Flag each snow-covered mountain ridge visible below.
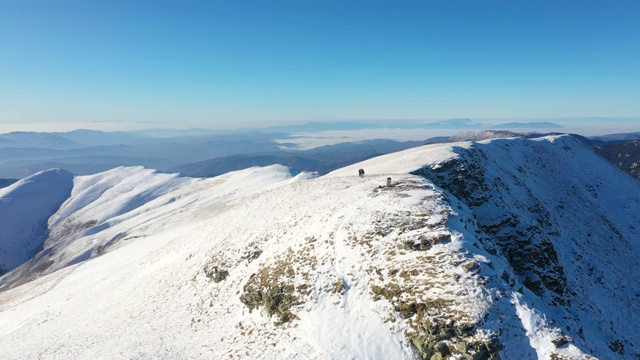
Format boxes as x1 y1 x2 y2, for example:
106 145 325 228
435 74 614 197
0 169 73 275
0 135 638 359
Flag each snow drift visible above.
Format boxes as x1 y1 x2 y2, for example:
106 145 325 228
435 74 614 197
0 134 638 359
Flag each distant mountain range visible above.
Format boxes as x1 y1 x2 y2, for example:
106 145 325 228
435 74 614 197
261 119 563 132
169 139 437 177
590 132 640 142
0 126 448 178
0 129 286 178
3 123 640 185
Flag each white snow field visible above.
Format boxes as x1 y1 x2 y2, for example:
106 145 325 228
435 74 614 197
0 135 638 359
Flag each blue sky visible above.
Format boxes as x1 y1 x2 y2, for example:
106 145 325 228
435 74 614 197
1 0 639 132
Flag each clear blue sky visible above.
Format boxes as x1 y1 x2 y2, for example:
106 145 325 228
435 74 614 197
1 0 639 131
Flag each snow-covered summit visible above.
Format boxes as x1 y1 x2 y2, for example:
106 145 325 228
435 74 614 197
0 135 638 359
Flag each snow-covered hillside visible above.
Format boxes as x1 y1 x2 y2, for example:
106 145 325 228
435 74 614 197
0 169 73 275
0 135 638 359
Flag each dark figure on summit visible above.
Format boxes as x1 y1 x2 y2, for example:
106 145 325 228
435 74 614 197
358 168 365 177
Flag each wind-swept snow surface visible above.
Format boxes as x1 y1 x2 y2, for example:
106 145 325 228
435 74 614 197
0 169 73 274
0 167 198 291
0 135 638 359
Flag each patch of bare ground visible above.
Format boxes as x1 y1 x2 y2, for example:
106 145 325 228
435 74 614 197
238 237 318 325
363 179 501 359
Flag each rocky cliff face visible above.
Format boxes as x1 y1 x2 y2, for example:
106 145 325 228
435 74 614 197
593 140 640 181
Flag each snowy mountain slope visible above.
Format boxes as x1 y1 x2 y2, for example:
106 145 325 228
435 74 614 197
413 135 640 359
0 167 196 291
0 135 637 359
0 169 73 275
0 165 301 292
0 164 504 359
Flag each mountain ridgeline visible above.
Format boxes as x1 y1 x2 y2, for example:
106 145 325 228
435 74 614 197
0 134 638 359
413 136 639 358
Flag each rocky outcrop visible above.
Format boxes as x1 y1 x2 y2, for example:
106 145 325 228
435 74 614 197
413 146 569 305
413 135 640 359
593 140 640 180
